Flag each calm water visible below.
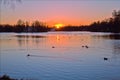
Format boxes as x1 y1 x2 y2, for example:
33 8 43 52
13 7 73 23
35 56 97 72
0 32 120 80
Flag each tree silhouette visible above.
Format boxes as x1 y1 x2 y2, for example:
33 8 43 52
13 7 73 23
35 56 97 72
0 10 120 33
31 20 49 32
14 19 24 32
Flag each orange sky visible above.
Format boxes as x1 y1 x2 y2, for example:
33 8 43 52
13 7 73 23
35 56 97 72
0 0 120 26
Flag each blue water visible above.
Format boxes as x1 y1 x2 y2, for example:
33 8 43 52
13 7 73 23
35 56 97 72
0 32 120 80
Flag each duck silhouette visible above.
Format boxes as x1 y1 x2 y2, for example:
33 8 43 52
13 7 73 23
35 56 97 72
27 54 30 56
104 57 108 60
52 46 55 48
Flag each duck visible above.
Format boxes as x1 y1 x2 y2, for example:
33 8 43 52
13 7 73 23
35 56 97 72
52 46 55 48
85 45 89 48
27 54 30 56
104 57 108 60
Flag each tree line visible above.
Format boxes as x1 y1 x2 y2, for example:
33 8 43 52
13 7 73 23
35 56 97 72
0 10 120 33
0 20 50 32
58 10 120 33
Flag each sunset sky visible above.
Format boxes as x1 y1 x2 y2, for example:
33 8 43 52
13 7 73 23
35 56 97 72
0 0 120 26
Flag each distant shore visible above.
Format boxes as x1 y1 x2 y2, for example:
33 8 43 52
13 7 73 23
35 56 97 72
0 10 120 33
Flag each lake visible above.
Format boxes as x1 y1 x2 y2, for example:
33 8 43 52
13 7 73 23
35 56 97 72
0 32 120 80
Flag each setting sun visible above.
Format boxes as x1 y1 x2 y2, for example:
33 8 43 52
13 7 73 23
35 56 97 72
55 23 64 29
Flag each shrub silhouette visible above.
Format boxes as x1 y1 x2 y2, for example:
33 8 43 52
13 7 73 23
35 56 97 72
0 10 120 33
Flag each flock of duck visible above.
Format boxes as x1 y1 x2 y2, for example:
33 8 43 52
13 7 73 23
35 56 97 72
27 45 108 61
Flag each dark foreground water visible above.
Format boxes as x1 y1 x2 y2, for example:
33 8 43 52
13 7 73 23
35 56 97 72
0 32 120 80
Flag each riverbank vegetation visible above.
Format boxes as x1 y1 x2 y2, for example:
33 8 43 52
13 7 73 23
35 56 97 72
0 10 120 33
58 10 120 33
0 75 16 80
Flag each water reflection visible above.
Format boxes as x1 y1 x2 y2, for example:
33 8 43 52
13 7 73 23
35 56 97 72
15 35 46 38
15 33 92 49
108 34 120 40
14 33 120 56
94 33 120 40
15 35 47 47
1 32 120 80
111 41 120 60
93 33 120 60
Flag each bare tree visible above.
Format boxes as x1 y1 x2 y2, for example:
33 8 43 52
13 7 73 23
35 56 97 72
0 0 22 9
17 19 25 26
